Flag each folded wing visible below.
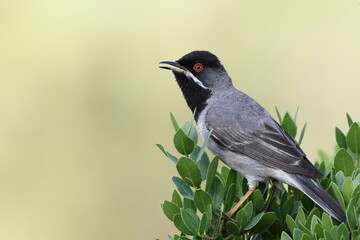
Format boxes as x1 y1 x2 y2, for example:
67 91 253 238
206 103 322 179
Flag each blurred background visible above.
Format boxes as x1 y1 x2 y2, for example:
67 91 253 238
0 0 359 239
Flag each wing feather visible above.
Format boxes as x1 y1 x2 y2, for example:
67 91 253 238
206 103 322 179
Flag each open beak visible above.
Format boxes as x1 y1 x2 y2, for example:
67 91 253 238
159 61 188 73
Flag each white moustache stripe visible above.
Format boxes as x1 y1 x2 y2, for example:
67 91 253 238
185 72 208 89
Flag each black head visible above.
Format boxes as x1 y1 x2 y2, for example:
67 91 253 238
177 51 224 75
160 51 233 120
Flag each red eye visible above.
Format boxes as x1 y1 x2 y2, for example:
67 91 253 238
193 63 204 72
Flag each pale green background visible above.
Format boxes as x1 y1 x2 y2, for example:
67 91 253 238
0 0 359 239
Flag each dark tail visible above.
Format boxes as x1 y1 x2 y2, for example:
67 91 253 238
292 174 346 222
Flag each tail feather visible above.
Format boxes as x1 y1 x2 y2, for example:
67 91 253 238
291 174 346 222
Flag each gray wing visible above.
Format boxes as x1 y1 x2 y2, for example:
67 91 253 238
205 94 322 179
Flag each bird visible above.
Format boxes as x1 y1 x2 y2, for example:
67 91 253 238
159 50 346 222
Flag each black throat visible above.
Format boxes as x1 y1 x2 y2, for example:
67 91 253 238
174 72 212 121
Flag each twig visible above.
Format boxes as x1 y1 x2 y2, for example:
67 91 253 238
224 234 235 240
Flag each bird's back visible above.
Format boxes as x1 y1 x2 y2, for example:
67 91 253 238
204 89 323 179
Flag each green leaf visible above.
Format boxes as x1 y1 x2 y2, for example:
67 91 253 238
241 178 248 197
341 177 354 203
181 120 198 145
294 106 300 121
269 218 284 237
335 127 347 149
190 146 209 180
297 220 312 237
236 173 244 197
236 208 248 228
195 129 212 163
286 214 297 235
334 149 355 177
173 213 194 235
346 113 353 127
183 198 196 212
204 205 212 232
176 157 202 187
353 172 360 185
293 228 304 240
301 194 314 212
347 196 359 229
199 210 212 235
224 183 236 212
170 112 180 131
179 237 190 240
310 209 321 223
198 213 208 235
336 223 349 240
281 231 293 240
180 209 200 235
197 156 209 181
250 189 265 213
194 190 213 213
298 122 307 146
172 190 183 208
321 213 333 231
226 221 240 235
205 156 219 192
324 229 335 240
320 177 331 189
317 161 325 175
275 106 282 122
301 233 312 240
172 176 194 199
236 201 253 228
281 112 297 138
296 206 306 226
173 128 194 155
351 184 360 199
156 144 178 163
220 166 230 183
329 182 345 210
346 204 358 230
269 201 282 220
242 201 254 221
353 230 360 240
347 122 360 154
212 210 223 237
250 212 276 234
313 223 324 238
330 225 338 239
304 209 318 230
156 143 168 155
225 169 238 194
244 212 264 230
282 196 295 219
208 175 225 209
334 171 346 189
163 200 180 221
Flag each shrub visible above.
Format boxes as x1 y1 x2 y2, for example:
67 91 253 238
156 111 360 240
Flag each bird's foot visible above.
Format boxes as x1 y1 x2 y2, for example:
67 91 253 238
227 187 256 217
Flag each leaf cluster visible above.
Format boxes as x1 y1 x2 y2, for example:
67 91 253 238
156 112 360 240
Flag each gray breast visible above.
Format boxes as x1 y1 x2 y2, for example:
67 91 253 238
196 96 275 188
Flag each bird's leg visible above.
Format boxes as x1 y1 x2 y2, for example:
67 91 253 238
263 184 277 211
227 187 256 217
